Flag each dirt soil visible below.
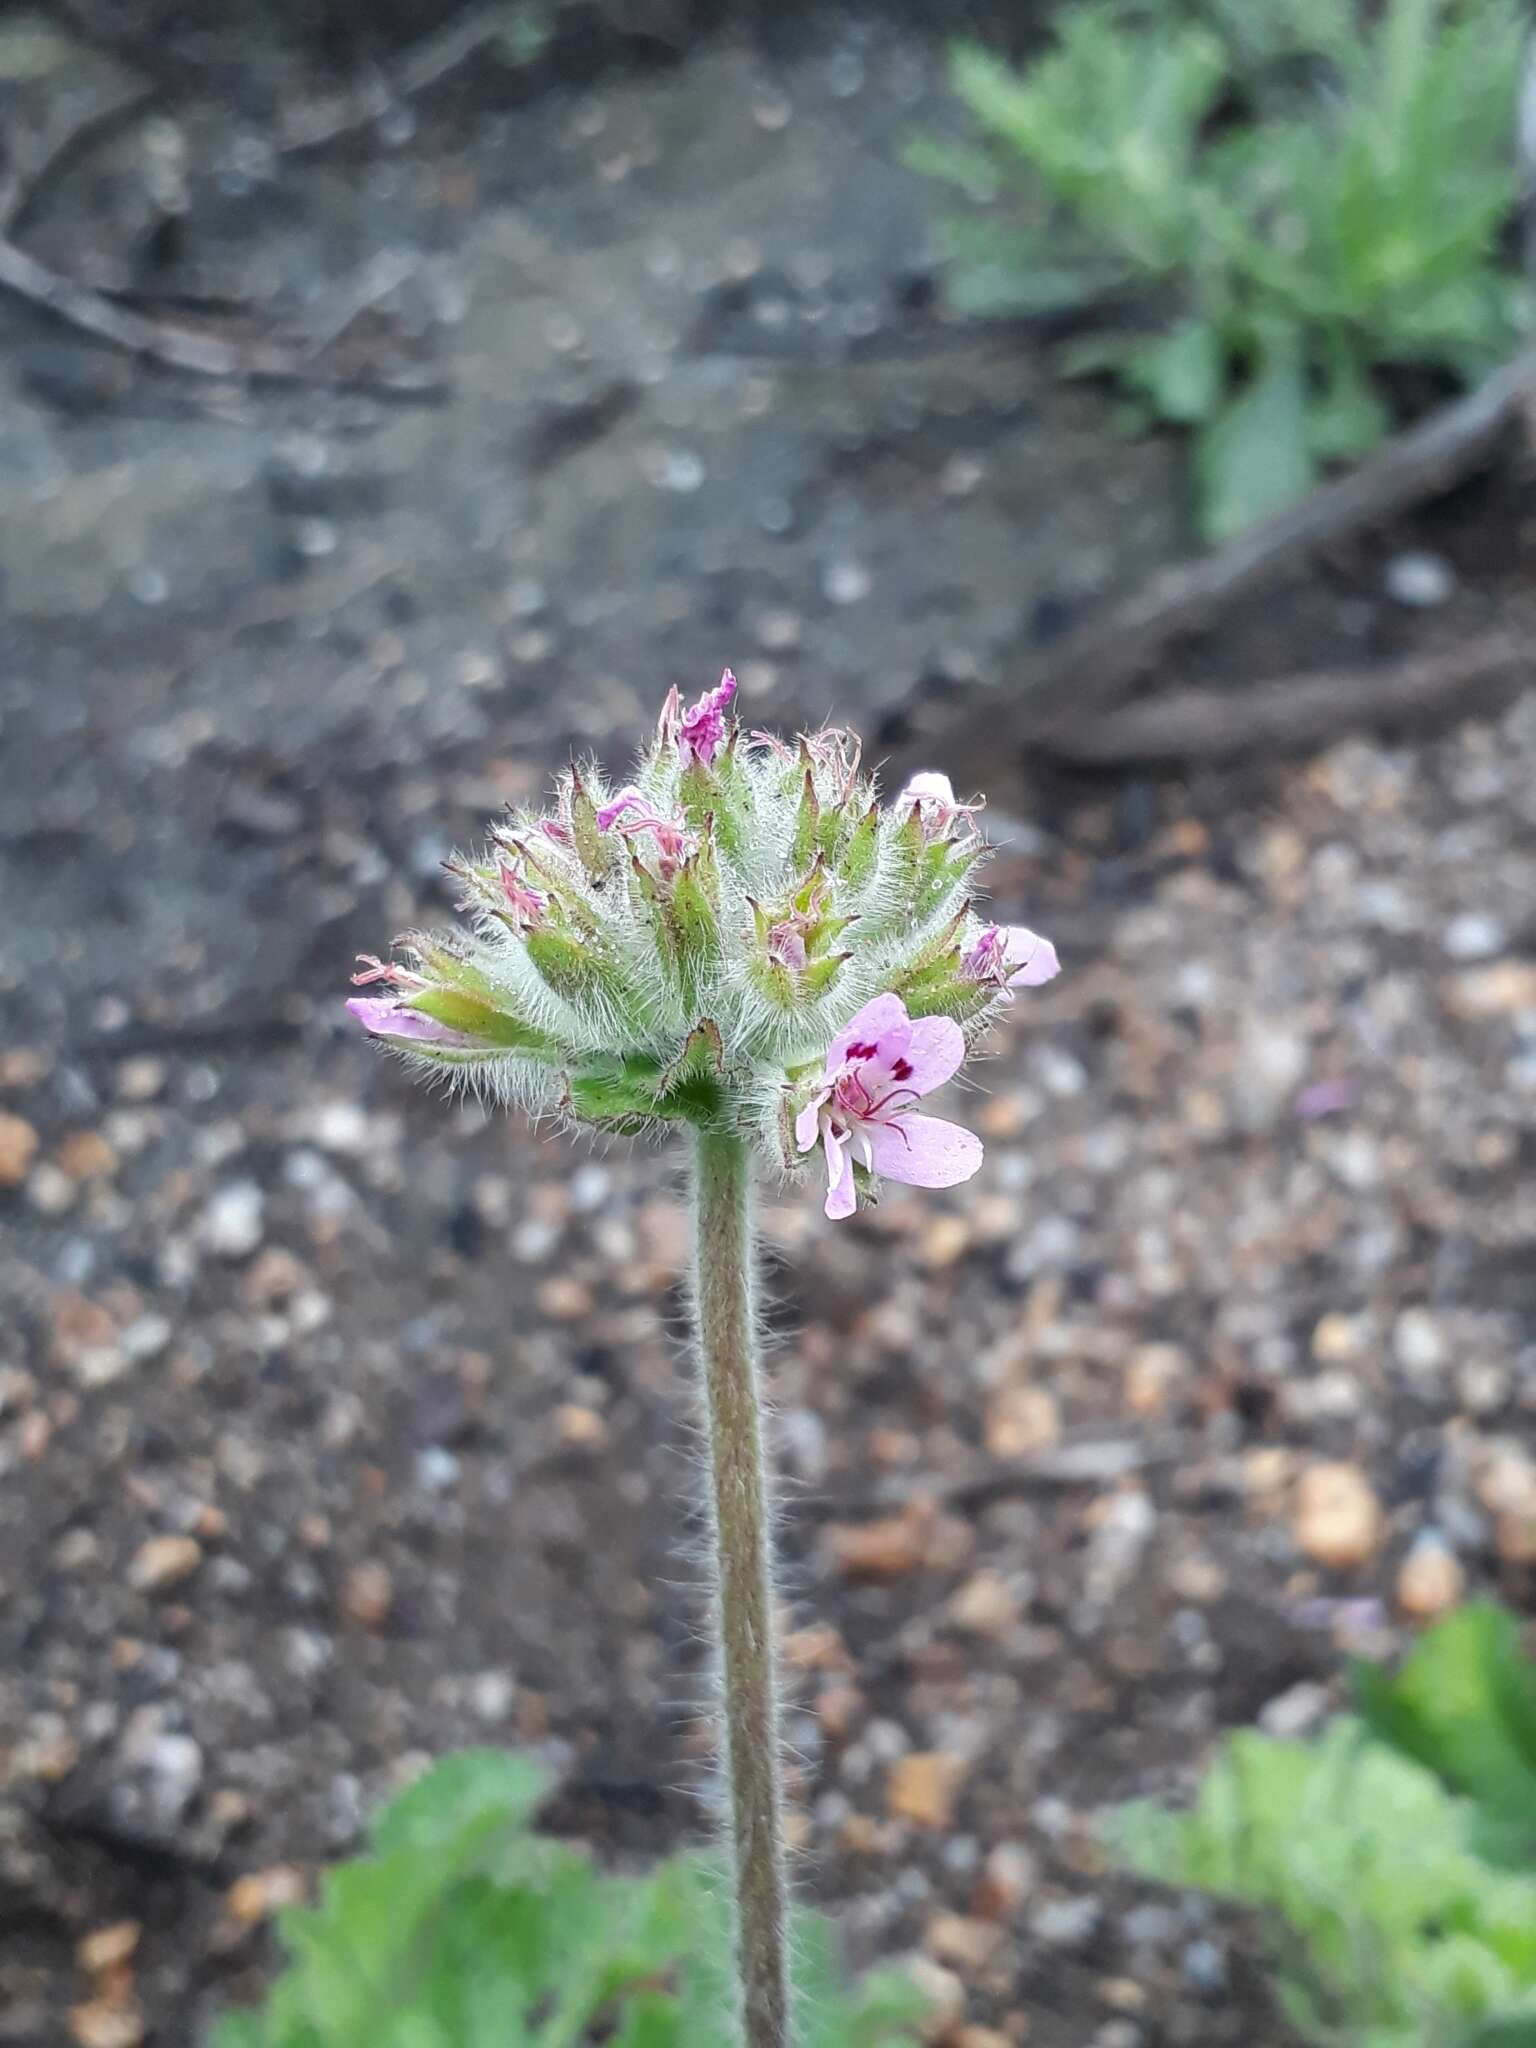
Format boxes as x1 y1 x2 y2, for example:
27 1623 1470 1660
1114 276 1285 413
2 8 1535 2047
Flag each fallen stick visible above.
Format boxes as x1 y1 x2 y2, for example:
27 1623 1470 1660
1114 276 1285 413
937 344 1536 774
1049 627 1529 766
275 4 514 154
0 16 467 392
0 78 156 236
0 234 444 391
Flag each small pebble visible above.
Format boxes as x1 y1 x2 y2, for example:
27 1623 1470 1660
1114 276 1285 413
1396 1531 1465 1620
886 1752 966 1830
76 1923 141 1975
985 1385 1061 1457
67 2003 144 2048
1394 1308 1446 1377
201 1181 265 1260
947 1569 1024 1638
1031 1895 1102 1949
128 1536 202 1594
1385 550 1454 607
1293 1461 1383 1569
902 1956 963 2038
342 1561 394 1628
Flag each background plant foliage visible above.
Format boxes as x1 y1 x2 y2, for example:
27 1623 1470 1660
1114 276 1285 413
211 1750 927 2048
1112 1605 1536 2048
911 0 1534 538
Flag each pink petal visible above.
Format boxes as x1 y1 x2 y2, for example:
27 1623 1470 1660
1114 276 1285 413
795 1093 826 1154
595 789 645 832
822 1125 857 1220
827 992 911 1074
898 770 956 809
345 998 472 1048
900 1015 966 1096
1004 927 1060 988
866 1112 983 1190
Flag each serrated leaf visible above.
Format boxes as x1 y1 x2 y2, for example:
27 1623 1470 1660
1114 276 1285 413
1352 1603 1536 1859
371 1751 548 1857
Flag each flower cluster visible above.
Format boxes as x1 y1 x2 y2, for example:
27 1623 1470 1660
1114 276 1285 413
348 672 1058 1219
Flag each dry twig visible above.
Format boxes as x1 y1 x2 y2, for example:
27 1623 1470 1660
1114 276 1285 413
1049 628 1530 766
0 9 500 390
275 5 514 154
937 345 1536 775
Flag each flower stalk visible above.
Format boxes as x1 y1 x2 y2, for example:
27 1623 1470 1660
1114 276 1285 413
692 1126 789 2048
343 673 1064 2048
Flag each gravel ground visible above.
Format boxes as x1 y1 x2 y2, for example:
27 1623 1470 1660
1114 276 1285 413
2 8 1536 2048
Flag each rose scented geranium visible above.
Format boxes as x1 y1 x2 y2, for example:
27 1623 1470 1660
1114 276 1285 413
347 672 1058 2048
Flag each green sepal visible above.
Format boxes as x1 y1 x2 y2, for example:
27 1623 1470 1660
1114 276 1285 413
801 951 851 999
629 849 686 982
407 987 560 1055
672 843 720 966
746 955 797 1010
657 1019 725 1099
900 909 967 980
790 762 820 871
567 765 615 881
567 1058 671 1133
680 755 746 863
840 802 880 890
416 943 515 1008
677 759 721 836
910 840 972 921
567 1051 721 1131
525 927 606 1002
815 792 855 867
898 973 990 1023
508 836 601 937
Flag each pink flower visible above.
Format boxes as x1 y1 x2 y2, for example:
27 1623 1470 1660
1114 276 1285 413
498 863 548 930
794 992 983 1221
767 918 809 972
595 791 696 877
803 724 862 802
345 996 476 1048
675 669 738 767
897 770 982 844
960 923 1059 992
351 953 427 993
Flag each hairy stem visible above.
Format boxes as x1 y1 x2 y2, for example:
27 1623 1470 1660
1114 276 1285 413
691 1126 790 2048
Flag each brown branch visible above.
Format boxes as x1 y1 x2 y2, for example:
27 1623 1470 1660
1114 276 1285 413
1048 628 1529 767
936 345 1536 775
275 5 513 154
0 12 487 392
0 78 157 236
0 234 444 391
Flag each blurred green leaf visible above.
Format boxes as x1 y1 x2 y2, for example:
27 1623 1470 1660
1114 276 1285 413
1353 1603 1536 1865
900 137 1003 198
1195 340 1315 538
212 1755 926 2048
913 0 1534 539
1306 354 1391 459
1112 1706 1536 2048
1123 319 1225 422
